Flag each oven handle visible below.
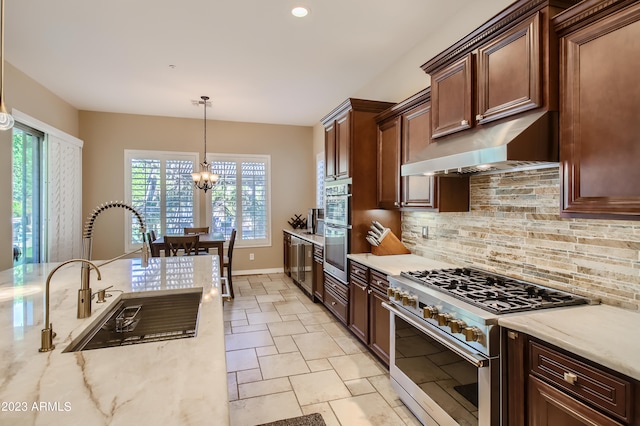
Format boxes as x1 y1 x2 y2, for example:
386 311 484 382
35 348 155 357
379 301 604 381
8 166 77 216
382 302 490 368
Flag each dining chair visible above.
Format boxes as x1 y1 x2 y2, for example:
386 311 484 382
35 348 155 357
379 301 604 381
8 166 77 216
184 227 210 253
223 229 236 298
150 230 157 242
164 235 200 257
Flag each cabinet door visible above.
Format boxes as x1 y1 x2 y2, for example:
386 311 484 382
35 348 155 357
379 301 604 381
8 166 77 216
348 280 368 344
505 330 527 426
528 376 623 426
283 232 291 276
560 3 640 218
312 247 324 302
335 113 351 179
368 288 390 366
477 13 541 124
402 102 436 208
377 117 402 208
324 122 336 180
431 53 474 139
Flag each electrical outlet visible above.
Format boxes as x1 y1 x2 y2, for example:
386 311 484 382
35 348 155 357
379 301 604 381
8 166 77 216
249 253 255 261
421 226 429 239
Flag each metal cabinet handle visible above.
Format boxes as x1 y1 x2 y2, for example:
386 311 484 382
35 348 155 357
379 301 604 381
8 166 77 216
331 301 336 306
461 120 469 126
361 284 367 291
563 372 578 385
367 289 372 294
394 201 399 207
476 114 484 121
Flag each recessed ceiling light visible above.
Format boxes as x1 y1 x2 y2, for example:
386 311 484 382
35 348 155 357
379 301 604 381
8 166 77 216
291 7 309 17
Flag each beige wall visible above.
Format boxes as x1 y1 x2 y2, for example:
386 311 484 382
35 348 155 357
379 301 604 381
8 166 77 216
0 64 79 271
79 111 314 272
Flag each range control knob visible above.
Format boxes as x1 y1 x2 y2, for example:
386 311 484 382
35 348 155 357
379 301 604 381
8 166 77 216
394 290 403 301
423 306 438 319
463 327 482 342
437 313 453 326
402 295 417 307
449 319 467 334
387 287 395 298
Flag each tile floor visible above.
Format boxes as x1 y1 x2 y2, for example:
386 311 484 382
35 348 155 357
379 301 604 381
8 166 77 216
224 273 422 426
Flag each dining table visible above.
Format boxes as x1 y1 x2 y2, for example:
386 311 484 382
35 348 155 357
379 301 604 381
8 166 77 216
150 232 226 270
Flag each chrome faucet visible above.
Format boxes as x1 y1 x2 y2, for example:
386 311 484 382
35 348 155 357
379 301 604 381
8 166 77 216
79 201 149 319
40 259 102 352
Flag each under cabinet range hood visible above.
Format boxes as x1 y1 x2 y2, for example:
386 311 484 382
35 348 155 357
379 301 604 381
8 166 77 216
401 110 559 176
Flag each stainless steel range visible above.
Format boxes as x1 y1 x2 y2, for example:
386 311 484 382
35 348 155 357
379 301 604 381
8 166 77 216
384 267 591 426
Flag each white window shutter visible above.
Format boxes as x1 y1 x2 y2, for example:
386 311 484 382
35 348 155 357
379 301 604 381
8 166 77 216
47 134 83 262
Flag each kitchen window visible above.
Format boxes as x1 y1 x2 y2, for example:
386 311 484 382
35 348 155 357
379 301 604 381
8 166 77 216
124 150 200 251
207 153 271 247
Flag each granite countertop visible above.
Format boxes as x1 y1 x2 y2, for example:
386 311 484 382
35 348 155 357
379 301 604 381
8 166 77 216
284 229 324 246
0 256 228 425
349 252 640 382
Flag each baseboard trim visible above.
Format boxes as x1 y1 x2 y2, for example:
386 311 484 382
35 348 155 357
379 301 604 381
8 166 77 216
232 267 285 276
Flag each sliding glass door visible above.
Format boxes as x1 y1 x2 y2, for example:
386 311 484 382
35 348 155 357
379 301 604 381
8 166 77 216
12 124 44 266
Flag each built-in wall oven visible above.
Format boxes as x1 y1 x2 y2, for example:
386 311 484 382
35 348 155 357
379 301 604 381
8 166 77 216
323 180 351 283
385 268 591 425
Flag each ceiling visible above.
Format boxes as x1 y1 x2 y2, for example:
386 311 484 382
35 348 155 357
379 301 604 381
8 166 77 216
6 0 474 126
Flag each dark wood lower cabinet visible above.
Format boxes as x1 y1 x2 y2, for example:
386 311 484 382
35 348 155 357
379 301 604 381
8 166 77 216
312 245 324 302
368 287 390 365
324 273 349 325
528 375 624 426
346 261 390 366
504 329 639 426
348 279 368 342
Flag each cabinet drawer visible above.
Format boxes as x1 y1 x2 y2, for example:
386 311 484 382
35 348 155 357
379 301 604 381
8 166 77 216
350 262 369 284
529 340 632 422
369 269 389 293
325 274 349 301
324 286 348 325
313 245 324 263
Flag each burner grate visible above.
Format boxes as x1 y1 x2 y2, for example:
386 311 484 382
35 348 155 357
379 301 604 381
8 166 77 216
400 268 589 314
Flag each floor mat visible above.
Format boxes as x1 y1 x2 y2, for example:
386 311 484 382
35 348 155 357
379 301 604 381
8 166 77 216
256 413 326 426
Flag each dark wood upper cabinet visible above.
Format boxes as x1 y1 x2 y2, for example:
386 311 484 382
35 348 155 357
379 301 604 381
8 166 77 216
375 89 469 211
376 117 402 208
430 53 474 139
402 101 438 208
554 0 640 219
322 99 394 182
324 122 336 180
476 12 542 124
422 0 579 141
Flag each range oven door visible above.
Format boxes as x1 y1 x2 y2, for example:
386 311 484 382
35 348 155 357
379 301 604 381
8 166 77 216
384 302 499 426
323 224 349 283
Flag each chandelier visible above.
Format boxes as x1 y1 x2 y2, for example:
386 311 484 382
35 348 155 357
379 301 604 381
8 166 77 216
191 95 218 192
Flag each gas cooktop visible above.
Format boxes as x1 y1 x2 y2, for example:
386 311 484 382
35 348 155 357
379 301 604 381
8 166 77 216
400 267 590 314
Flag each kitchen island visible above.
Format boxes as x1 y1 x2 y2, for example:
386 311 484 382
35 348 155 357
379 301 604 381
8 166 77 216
0 256 228 425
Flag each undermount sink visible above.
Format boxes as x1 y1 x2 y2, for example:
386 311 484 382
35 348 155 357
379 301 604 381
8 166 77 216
64 289 202 352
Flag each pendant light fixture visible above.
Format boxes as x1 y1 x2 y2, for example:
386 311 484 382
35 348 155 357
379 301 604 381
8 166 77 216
191 95 218 192
0 0 14 131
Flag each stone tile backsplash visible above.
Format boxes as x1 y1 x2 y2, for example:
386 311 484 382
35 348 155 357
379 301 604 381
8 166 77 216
402 167 640 311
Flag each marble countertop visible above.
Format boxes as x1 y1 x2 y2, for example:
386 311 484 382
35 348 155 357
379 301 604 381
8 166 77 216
0 256 228 425
347 253 454 276
284 229 324 246
499 304 640 382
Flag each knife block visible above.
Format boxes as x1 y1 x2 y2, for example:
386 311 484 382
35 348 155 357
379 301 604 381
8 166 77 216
371 230 410 256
